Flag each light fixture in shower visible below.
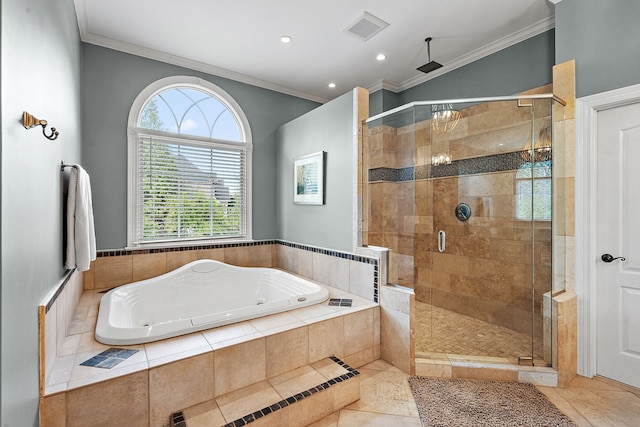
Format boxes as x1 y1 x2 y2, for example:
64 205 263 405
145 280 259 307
520 126 552 162
431 103 460 134
431 152 452 166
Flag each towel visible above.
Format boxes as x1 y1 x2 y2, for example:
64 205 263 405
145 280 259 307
64 165 97 271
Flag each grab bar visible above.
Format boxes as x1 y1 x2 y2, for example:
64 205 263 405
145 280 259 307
438 230 446 253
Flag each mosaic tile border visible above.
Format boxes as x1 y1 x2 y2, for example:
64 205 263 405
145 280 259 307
170 356 359 427
46 239 379 315
96 240 379 303
368 150 551 182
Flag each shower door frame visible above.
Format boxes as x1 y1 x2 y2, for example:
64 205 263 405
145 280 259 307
363 93 566 362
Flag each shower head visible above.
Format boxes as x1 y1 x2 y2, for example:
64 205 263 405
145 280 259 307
416 37 443 74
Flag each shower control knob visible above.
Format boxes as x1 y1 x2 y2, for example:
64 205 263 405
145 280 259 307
601 253 626 263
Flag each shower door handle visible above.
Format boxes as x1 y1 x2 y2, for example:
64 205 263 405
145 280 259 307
438 230 446 253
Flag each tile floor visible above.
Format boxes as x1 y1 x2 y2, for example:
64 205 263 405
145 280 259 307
308 360 640 427
414 301 545 360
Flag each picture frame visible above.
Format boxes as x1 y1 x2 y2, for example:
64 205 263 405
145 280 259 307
294 151 325 205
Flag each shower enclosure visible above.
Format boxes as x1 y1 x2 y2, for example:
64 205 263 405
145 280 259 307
361 92 566 365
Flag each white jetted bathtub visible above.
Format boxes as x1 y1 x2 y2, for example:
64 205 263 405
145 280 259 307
95 259 330 345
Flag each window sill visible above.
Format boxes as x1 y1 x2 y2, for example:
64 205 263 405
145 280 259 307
125 237 256 251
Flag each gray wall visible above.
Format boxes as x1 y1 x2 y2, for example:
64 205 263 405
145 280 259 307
555 0 640 98
277 90 355 252
1 0 82 425
82 44 320 250
368 30 555 113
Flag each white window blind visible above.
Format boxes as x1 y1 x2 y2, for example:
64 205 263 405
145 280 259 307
135 134 247 244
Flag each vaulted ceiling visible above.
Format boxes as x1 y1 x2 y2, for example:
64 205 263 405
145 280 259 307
74 0 555 103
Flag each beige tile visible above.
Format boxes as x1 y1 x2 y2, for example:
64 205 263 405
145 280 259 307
266 327 309 378
555 387 640 427
298 249 313 278
40 393 66 427
308 412 339 427
290 302 337 324
309 317 344 363
343 347 375 369
250 407 290 427
132 252 167 282
349 260 375 300
203 321 262 349
451 362 519 382
343 309 374 356
196 248 225 262
182 400 226 427
288 387 335 427
149 352 214 427
334 409 422 427
166 250 198 271
332 376 361 410
269 365 326 398
145 332 211 368
536 387 593 427
66 371 149 427
68 346 148 390
329 256 350 291
214 337 266 396
216 380 281 422
313 252 332 285
346 369 418 417
93 255 133 290
45 354 75 391
380 308 412 373
311 358 349 380
277 244 298 272
250 311 305 335
83 264 95 290
414 358 452 378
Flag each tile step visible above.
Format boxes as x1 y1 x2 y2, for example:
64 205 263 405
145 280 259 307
171 356 360 427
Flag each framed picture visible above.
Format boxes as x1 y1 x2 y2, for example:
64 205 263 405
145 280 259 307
294 151 325 205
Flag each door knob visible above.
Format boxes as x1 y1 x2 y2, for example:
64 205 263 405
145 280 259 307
601 253 626 263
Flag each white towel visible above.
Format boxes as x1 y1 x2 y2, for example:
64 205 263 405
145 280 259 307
64 165 97 271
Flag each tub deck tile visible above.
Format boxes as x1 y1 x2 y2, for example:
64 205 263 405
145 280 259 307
44 286 377 396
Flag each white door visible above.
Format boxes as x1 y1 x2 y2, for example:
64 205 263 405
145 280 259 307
596 102 640 388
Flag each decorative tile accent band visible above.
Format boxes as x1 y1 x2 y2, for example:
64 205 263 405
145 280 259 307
368 150 548 182
95 240 379 303
171 356 359 427
40 240 379 309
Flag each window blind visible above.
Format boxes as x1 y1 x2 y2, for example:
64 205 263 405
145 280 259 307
136 134 246 243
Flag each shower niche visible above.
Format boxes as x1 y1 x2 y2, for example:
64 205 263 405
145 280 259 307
361 90 566 366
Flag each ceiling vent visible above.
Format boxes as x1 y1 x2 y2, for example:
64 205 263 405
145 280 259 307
345 11 389 41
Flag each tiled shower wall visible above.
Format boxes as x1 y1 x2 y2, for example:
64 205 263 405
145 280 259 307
364 85 554 335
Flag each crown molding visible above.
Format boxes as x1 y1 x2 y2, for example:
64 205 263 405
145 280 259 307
73 1 328 104
366 79 402 94
392 16 556 93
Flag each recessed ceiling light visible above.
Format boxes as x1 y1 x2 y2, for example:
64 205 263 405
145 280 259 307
280 35 292 44
376 53 387 61
328 83 336 88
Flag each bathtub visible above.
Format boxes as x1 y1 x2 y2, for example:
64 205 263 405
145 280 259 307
95 259 330 345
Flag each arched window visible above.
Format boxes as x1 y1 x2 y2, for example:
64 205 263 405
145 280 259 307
515 160 551 221
127 76 252 248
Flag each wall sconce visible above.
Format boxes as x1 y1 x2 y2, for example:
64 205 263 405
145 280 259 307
22 111 59 140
